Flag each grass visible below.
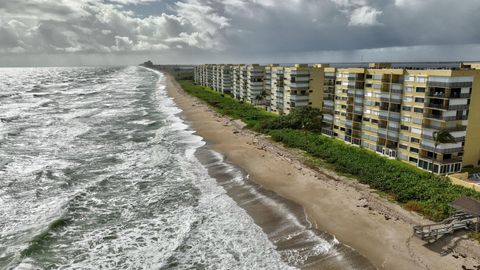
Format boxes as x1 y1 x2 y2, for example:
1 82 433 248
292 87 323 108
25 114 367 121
175 78 480 223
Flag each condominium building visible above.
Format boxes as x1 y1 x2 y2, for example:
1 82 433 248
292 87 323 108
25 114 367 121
219 65 233 94
192 62 480 174
321 67 337 136
271 64 327 114
232 65 246 100
245 64 266 104
265 65 285 114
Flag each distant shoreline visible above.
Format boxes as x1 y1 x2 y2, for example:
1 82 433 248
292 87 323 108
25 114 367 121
158 68 480 270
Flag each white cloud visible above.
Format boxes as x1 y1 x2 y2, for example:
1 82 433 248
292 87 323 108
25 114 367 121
109 0 159 5
348 6 382 26
0 0 228 54
2 0 480 65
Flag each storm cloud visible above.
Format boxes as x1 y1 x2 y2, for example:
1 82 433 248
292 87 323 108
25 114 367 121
1 0 480 66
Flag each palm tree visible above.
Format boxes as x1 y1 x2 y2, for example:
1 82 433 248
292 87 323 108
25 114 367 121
431 129 456 174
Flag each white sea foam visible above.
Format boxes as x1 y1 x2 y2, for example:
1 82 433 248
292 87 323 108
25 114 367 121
1 67 368 270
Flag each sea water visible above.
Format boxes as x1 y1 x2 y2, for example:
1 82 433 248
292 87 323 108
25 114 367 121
0 66 373 269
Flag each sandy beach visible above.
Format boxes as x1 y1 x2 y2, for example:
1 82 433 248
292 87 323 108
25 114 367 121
164 73 480 270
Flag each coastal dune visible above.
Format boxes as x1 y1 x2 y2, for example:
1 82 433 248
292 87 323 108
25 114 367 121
164 73 480 270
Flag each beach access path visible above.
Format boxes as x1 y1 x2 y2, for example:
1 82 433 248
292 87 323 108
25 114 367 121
164 73 480 270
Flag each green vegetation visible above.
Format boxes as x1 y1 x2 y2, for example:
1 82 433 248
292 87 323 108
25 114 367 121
260 107 323 132
267 129 480 220
178 80 276 129
169 69 194 80
176 79 480 221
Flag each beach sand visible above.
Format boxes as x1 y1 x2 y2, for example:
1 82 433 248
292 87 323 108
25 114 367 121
164 73 480 270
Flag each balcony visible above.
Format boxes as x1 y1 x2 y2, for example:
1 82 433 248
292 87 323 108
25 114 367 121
387 126 399 132
323 106 334 113
321 128 335 136
289 82 309 88
354 107 363 113
422 133 465 143
425 114 468 121
422 147 464 156
323 117 334 124
422 123 467 132
425 114 443 121
290 95 309 102
427 81 472 88
425 102 448 110
427 91 470 99
448 104 469 110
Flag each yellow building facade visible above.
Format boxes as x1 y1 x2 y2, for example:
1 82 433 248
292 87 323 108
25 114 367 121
193 63 480 174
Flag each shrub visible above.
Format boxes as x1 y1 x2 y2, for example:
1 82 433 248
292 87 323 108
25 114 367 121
260 107 323 132
267 129 480 221
176 79 480 221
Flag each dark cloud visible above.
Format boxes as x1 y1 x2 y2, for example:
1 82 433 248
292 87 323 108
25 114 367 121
1 0 480 66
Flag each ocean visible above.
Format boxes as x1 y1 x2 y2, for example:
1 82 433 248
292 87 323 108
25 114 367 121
0 66 374 269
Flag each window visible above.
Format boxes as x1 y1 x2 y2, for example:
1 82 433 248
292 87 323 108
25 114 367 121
411 127 422 134
455 163 461 172
399 144 408 150
416 76 427 83
402 106 412 111
416 87 426 93
401 125 409 131
410 147 419 153
415 97 424 103
403 96 413 102
410 137 420 143
405 76 415 82
409 157 418 163
413 107 424 113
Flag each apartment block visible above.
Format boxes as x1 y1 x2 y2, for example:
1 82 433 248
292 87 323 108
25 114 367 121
219 65 233 94
232 65 246 100
332 67 366 146
280 64 327 114
245 64 266 105
321 67 337 136
265 65 285 114
192 62 480 174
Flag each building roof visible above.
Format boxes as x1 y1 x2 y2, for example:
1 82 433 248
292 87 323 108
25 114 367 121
451 197 480 216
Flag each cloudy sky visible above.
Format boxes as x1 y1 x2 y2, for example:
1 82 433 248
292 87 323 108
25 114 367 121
1 0 480 66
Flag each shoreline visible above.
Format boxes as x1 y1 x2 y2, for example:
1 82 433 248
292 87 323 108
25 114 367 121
162 72 480 269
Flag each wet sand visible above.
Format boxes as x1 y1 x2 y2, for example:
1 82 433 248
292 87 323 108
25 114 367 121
195 146 375 269
163 73 480 270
